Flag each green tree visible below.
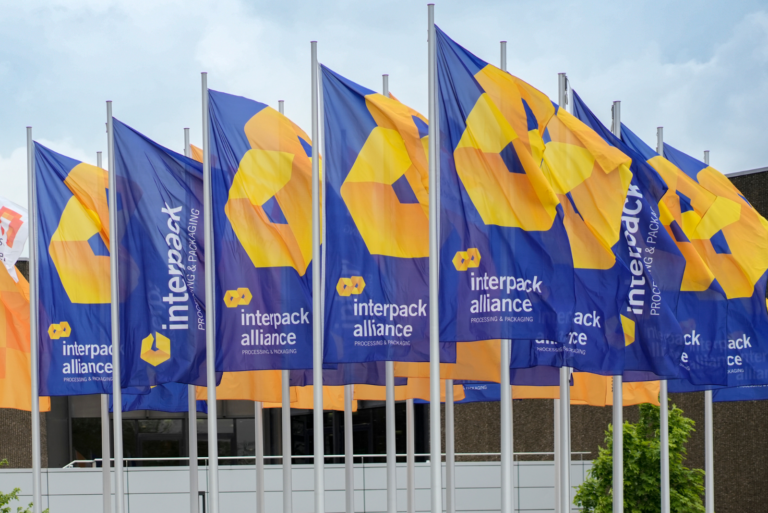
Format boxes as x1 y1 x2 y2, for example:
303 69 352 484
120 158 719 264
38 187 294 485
574 402 705 513
0 460 47 513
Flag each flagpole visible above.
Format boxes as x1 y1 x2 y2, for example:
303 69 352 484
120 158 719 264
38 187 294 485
557 73 572 513
445 380 455 513
608 100 624 513
253 401 265 513
96 149 113 513
276 98 294 513
426 6 442 513
406 398 415 513
344 384 354 513
498 41 514 513
106 101 126 513
310 40 325 513
26 126 42 513
201 72 220 513
181 129 201 513
553 399 560 513
379 72 398 513
654 127 670 513
703 148 714 513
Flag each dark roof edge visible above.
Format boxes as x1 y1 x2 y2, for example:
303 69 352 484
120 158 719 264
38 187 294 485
726 166 768 178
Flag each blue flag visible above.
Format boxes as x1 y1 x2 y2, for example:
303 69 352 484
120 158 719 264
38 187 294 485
290 362 408 386
111 382 207 413
208 90 314 371
114 119 210 387
712 384 768 402
35 143 114 396
456 382 501 403
572 91 687 380
321 66 455 364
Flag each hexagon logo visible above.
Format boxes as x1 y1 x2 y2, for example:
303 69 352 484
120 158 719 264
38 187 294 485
223 290 240 308
453 251 469 271
140 333 171 367
350 276 365 295
48 324 62 340
336 278 353 297
58 322 72 338
465 248 481 268
236 288 253 306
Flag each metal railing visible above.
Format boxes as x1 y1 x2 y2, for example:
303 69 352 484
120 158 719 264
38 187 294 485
64 451 591 469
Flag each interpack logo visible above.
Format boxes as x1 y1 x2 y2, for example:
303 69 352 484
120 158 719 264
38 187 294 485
224 288 253 308
140 332 171 366
336 276 365 296
453 248 481 271
48 322 72 340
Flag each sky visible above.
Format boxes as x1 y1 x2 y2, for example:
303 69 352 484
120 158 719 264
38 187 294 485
2 0 768 213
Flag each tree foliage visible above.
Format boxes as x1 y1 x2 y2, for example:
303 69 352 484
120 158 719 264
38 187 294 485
574 402 705 513
0 460 47 513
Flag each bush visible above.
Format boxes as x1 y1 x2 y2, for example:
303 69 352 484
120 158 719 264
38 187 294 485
0 460 47 513
574 402 705 513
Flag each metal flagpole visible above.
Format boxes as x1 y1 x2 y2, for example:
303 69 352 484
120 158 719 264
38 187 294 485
381 72 398 513
344 384 354 513
554 399 561 513
426 6 442 513
183 129 201 513
406 398 415 513
27 127 42 513
106 101 126 513
310 40 325 513
499 41 514 513
201 72 221 513
254 401 265 513
97 149 113 513
445 380 456 513
277 98 294 513
610 100 623 513
655 127 670 513
703 147 714 513
557 73 571 513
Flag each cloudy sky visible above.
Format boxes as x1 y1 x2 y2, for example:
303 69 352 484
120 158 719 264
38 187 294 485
2 0 768 211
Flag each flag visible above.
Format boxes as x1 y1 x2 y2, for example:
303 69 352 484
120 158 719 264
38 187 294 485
436 27 632 375
0 265 50 411
712 384 768 402
373 378 466 402
456 382 501 403
621 126 766 387
114 382 207 413
394 340 501 382
196 370 295 403
572 91 687 379
208 90 314 371
264 385 354 411
290 362 408 387
511 373 659 406
113 119 210 387
35 143 114 395
0 196 28 282
321 66 455 365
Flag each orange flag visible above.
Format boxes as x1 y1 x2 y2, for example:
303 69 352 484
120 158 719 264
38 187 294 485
511 373 659 407
264 385 355 411
0 266 50 411
355 379 466 402
196 370 296 403
394 340 501 383
190 144 204 163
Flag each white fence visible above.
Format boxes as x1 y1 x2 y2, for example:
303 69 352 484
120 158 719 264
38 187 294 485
0 459 592 512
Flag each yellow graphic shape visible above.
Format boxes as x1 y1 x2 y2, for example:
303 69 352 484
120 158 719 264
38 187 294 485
47 323 71 340
341 93 429 259
647 156 768 298
226 107 314 276
223 288 252 308
620 315 636 347
453 251 469 271
49 163 111 304
336 278 353 297
349 276 365 295
541 109 632 270
454 92 559 231
140 333 171 367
